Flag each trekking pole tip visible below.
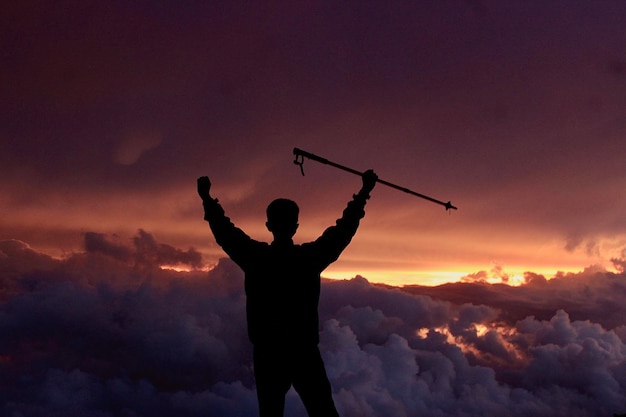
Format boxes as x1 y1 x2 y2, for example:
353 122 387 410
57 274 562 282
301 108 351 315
445 201 458 211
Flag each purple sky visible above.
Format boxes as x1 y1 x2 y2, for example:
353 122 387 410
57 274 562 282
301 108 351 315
1 0 626 285
2 3 626 413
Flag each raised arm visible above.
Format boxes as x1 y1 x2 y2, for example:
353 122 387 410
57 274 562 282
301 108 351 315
308 169 378 267
197 176 257 267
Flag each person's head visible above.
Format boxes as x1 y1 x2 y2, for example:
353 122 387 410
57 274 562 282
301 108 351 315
266 198 299 240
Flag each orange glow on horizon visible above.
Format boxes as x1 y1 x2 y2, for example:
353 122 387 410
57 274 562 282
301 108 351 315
4 203 623 289
322 263 607 287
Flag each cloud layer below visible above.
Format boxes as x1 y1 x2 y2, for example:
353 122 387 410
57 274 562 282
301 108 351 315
1 232 625 417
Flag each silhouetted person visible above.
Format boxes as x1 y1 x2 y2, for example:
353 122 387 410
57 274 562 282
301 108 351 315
197 169 377 417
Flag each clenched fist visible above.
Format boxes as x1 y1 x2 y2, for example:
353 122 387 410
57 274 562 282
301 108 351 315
197 176 212 201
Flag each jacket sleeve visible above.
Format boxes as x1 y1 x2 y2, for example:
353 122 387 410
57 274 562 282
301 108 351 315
308 192 370 269
202 198 257 268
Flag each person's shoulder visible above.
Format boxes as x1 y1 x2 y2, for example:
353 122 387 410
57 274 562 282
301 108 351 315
299 241 318 252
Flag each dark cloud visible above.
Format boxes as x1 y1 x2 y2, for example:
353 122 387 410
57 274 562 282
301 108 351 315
0 240 59 272
84 232 134 263
611 249 626 273
1 237 626 416
132 229 204 269
84 230 204 270
0 240 61 298
408 266 626 330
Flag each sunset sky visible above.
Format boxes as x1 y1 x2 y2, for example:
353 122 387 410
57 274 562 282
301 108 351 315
2 0 626 285
2 2 626 416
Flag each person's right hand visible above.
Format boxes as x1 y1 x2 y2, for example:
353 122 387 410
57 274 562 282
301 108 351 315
197 176 212 200
361 169 378 194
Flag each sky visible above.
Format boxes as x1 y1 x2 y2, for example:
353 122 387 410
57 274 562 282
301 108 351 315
1 2 626 415
2 0 626 286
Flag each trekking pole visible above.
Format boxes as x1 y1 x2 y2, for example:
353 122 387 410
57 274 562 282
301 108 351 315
293 147 457 211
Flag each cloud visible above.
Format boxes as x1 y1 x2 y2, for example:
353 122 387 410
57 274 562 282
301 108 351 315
410 265 626 330
611 249 626 273
84 230 204 270
2 234 626 416
0 240 60 272
0 240 61 298
84 232 134 263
